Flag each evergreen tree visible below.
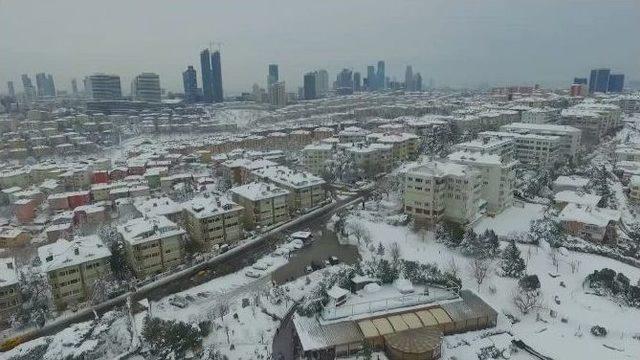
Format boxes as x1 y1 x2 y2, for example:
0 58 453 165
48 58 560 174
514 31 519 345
500 240 526 278
481 229 501 258
591 165 615 209
528 216 566 247
459 228 481 256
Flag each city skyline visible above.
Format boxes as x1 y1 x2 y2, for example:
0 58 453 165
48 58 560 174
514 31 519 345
1 0 639 94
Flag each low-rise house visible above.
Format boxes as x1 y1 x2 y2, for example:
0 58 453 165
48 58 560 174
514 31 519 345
553 175 590 193
553 190 601 209
117 216 186 278
0 257 21 324
182 195 244 248
0 226 30 248
38 236 111 310
231 182 290 229
558 203 620 244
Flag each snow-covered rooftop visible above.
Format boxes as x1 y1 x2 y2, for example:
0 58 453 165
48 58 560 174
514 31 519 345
554 190 601 207
38 236 111 273
117 216 185 246
230 181 289 201
182 195 243 218
251 165 325 189
558 203 620 227
0 257 18 287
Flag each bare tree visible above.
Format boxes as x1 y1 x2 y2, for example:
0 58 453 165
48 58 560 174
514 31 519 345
447 257 460 278
469 258 492 292
216 296 230 321
390 242 401 269
348 222 370 245
513 288 542 314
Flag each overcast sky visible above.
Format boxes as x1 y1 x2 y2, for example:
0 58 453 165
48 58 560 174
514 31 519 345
1 0 638 95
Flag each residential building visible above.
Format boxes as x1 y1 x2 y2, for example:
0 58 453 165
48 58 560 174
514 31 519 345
21 74 36 99
448 151 516 215
629 176 640 203
338 126 370 143
403 161 484 225
478 131 561 168
552 175 590 193
341 143 393 178
558 204 620 244
269 81 287 108
521 108 559 124
131 73 161 102
366 132 421 162
85 74 122 100
38 236 111 310
134 196 183 224
182 195 244 248
250 165 327 212
304 72 317 100
117 216 186 277
0 257 20 324
498 122 582 157
303 143 335 175
182 66 198 103
316 69 329 96
231 182 290 229
0 226 30 248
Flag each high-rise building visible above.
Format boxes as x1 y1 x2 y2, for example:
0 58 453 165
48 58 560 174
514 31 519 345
269 81 286 108
200 49 214 102
182 65 198 103
366 65 376 91
405 65 414 91
7 81 15 97
353 72 361 92
85 74 122 100
414 73 423 92
335 69 354 95
21 74 36 99
589 68 610 93
131 73 161 102
268 64 279 88
211 50 224 103
71 78 78 95
316 69 329 96
303 72 317 100
47 74 56 97
608 74 625 93
377 60 386 90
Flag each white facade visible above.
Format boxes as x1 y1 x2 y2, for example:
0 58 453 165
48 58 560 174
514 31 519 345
131 73 161 103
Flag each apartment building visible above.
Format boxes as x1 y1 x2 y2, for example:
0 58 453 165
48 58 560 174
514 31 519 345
117 216 186 278
303 143 335 175
366 132 421 162
231 182 290 229
403 161 484 225
521 107 560 124
38 236 111 310
629 176 640 203
0 257 20 324
133 196 183 224
182 195 244 248
499 122 582 157
478 131 561 168
560 108 611 144
337 126 370 143
453 137 516 161
221 158 278 185
340 142 393 178
250 165 327 212
448 151 517 215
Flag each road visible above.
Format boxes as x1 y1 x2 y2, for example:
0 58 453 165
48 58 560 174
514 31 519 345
2 189 370 350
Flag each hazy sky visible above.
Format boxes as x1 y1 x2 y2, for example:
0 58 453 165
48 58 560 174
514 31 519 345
1 0 638 95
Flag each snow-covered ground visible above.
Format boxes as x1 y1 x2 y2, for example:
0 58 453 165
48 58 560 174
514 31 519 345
342 200 640 359
474 202 547 238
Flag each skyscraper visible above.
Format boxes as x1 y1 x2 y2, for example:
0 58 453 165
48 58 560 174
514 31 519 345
35 73 47 97
377 61 385 90
268 64 279 88
182 66 198 103
303 72 317 100
71 78 78 95
200 49 214 102
353 72 361 92
211 50 224 103
131 73 161 102
608 74 625 93
414 73 423 92
316 69 329 96
85 74 122 100
335 69 354 95
589 68 610 93
269 81 286 108
7 81 15 97
405 65 414 91
21 74 35 99
47 74 56 97
366 65 376 91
